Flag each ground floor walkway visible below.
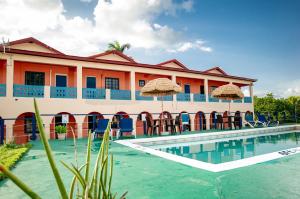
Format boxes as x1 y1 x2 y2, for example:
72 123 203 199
0 137 299 199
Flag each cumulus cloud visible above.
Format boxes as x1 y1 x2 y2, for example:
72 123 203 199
168 40 212 53
0 0 210 56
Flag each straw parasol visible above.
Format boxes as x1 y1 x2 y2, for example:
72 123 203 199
211 83 244 116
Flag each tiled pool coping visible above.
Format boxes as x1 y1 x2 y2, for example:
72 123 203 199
116 125 300 172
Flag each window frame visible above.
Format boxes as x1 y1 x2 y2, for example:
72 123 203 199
105 77 120 90
25 71 45 86
138 80 146 87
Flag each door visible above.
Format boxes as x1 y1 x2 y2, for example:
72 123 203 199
86 77 96 88
184 84 190 93
56 75 67 87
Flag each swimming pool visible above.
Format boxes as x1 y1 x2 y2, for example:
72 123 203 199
117 125 300 172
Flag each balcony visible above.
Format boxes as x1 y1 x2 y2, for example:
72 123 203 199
13 84 44 98
111 89 131 100
157 95 173 101
244 97 252 103
50 87 77 98
0 84 6 97
208 95 219 102
177 93 191 101
222 99 231 103
82 88 105 99
233 99 242 103
193 94 206 102
135 91 153 101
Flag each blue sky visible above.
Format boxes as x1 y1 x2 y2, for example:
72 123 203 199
1 0 299 97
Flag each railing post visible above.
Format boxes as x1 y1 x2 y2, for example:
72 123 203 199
106 89 111 100
0 118 4 144
31 114 37 140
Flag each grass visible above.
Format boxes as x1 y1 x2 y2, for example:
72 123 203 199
0 143 31 180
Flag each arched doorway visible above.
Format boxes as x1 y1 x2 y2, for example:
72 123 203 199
210 111 217 129
136 111 152 136
50 112 77 139
83 112 104 137
179 111 191 132
194 111 206 131
13 112 36 144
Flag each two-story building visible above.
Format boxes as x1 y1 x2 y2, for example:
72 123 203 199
0 37 256 144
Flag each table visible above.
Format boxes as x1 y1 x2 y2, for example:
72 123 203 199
153 118 175 135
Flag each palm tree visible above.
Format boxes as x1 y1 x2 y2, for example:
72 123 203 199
107 41 131 52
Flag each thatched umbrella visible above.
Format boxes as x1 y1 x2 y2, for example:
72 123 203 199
141 78 182 134
211 83 244 116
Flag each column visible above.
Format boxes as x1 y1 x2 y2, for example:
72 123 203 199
172 75 176 102
42 117 53 140
130 71 135 101
205 114 210 130
204 78 209 102
5 120 15 143
190 114 195 131
77 65 82 99
249 83 254 111
75 115 85 138
6 56 14 98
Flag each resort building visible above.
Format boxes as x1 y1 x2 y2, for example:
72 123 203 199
0 37 256 144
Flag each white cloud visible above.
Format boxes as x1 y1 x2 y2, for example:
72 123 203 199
168 40 212 53
80 0 93 3
0 0 210 56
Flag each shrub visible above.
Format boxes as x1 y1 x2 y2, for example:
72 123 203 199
55 125 67 134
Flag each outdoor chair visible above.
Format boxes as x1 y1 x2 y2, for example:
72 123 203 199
216 114 223 130
165 118 176 134
244 114 257 128
145 115 159 136
93 119 109 139
257 115 269 127
181 113 190 132
119 118 135 139
234 116 242 129
175 115 181 134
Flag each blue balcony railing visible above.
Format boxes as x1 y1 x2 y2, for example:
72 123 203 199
13 84 44 97
157 95 173 101
222 99 231 103
233 99 242 103
82 88 105 99
193 94 206 102
135 91 153 101
51 87 77 98
0 84 6 97
177 93 191 101
244 96 252 103
209 95 219 102
111 89 131 100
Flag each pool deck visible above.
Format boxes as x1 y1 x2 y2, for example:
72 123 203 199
1 126 300 198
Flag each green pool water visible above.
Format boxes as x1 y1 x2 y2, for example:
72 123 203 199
0 133 300 199
157 132 300 164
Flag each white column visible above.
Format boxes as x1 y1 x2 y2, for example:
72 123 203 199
44 86 50 99
75 115 85 138
172 75 176 102
6 56 14 98
241 112 246 127
190 114 195 131
249 83 254 111
42 117 52 140
130 71 135 101
106 89 111 100
77 65 82 99
204 78 209 102
205 114 210 130
5 120 15 143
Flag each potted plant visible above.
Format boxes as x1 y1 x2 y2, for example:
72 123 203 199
55 125 67 140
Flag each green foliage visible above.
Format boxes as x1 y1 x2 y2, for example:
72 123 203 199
107 41 131 52
254 93 300 122
55 125 67 134
0 144 31 180
0 99 126 198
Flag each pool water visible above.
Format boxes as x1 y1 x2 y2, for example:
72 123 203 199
156 132 300 164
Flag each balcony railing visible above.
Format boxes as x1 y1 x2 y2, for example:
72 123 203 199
82 88 105 99
222 99 231 103
157 95 173 101
111 89 131 100
13 84 44 98
50 87 77 98
0 84 6 97
135 91 153 101
177 93 191 101
244 97 252 103
209 95 219 102
193 93 206 102
233 99 242 103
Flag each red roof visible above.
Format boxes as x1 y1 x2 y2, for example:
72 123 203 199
3 37 64 55
203 66 228 75
88 50 136 63
0 37 257 82
158 59 189 70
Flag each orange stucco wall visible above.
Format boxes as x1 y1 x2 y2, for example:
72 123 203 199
82 68 130 90
14 61 76 87
0 60 6 84
176 77 204 93
135 73 170 90
208 80 228 93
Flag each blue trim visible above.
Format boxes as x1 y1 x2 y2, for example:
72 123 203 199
135 91 153 101
233 99 242 103
177 93 191 101
157 95 173 101
110 89 131 100
0 84 6 97
209 95 219 102
244 97 252 103
82 88 105 99
193 94 206 102
50 86 77 98
13 84 44 97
